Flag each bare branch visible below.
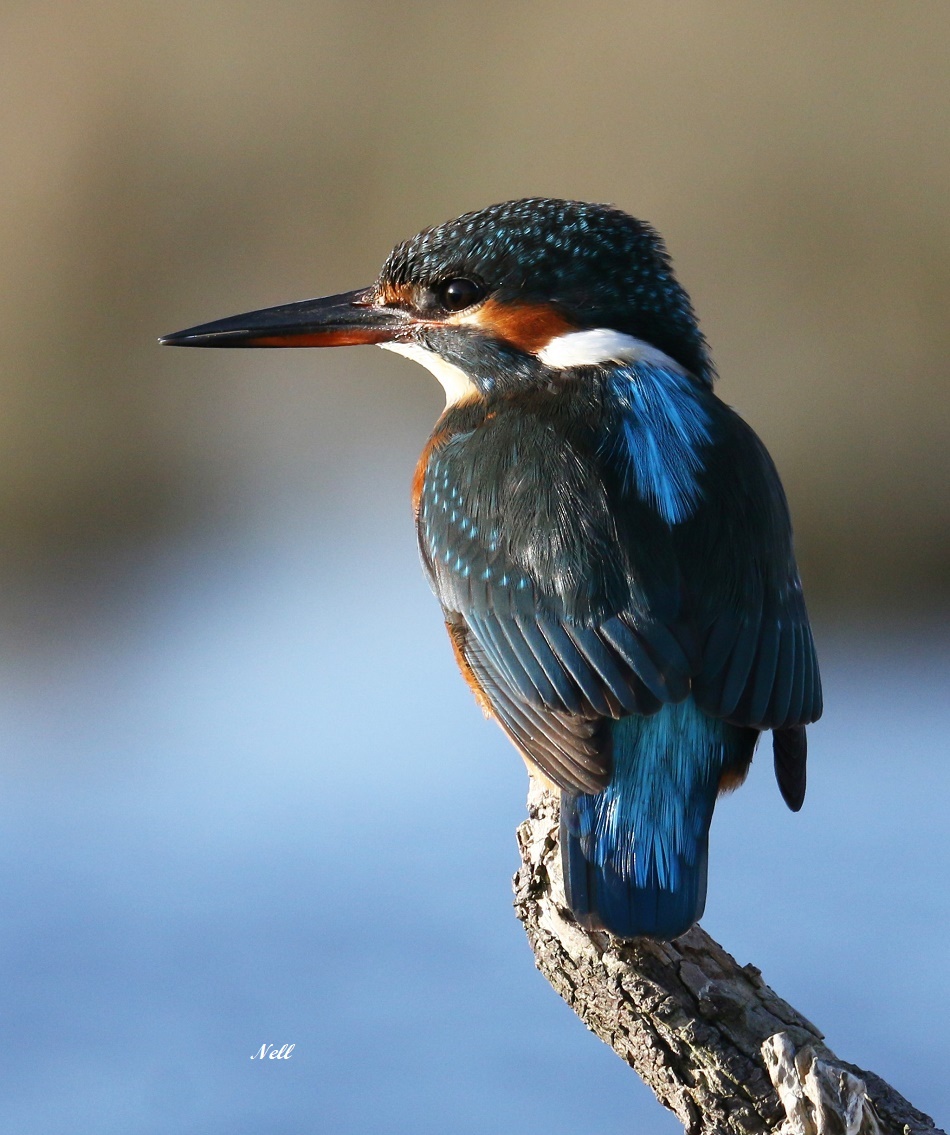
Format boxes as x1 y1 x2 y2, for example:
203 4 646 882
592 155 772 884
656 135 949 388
513 782 943 1135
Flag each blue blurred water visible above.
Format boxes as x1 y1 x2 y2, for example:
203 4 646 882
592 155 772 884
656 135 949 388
0 496 946 1133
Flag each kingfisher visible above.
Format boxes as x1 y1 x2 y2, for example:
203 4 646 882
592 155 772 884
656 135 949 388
162 198 821 940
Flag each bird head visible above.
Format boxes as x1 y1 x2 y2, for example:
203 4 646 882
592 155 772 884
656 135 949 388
162 198 713 403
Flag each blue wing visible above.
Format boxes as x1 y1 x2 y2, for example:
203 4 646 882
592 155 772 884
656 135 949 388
416 396 695 793
416 381 820 800
676 407 823 728
600 361 821 734
668 402 821 811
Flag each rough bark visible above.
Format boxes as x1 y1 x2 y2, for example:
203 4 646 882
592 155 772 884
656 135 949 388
513 781 943 1135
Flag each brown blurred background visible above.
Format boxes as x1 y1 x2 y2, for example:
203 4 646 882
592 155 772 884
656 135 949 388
1 1 947 629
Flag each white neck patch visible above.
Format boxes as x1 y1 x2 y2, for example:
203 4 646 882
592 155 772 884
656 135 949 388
538 328 686 374
380 342 479 408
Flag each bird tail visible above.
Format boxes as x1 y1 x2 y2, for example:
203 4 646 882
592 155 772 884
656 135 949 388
561 700 756 940
561 809 709 939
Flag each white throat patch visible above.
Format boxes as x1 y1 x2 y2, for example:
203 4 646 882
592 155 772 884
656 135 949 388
538 328 686 374
380 342 479 408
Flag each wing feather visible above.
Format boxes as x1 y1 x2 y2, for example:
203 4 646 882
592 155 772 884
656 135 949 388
600 616 682 702
745 612 780 726
719 596 764 719
416 388 820 800
515 617 583 713
535 619 616 718
564 625 641 714
461 627 609 792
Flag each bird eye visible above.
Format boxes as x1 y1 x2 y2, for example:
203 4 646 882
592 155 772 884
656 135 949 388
436 278 484 312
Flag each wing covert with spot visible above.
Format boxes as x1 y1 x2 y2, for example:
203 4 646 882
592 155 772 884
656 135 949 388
414 396 696 792
414 384 820 794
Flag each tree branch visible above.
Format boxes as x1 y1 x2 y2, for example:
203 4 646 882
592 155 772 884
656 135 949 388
513 781 944 1135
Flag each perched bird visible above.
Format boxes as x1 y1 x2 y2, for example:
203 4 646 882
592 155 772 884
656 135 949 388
162 198 821 940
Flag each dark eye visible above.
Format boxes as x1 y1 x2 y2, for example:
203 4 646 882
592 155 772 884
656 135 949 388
436 278 484 312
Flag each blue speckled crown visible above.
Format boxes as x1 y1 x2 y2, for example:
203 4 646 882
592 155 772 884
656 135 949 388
381 198 714 383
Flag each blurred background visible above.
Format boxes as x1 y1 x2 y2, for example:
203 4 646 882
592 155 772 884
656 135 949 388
0 3 947 1132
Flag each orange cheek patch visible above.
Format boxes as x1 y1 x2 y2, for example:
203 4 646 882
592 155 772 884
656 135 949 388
456 299 576 354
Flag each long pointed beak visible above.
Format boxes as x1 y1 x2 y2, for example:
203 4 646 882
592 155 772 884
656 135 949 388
159 288 410 348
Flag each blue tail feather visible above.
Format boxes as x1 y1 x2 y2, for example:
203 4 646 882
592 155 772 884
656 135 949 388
561 699 754 940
